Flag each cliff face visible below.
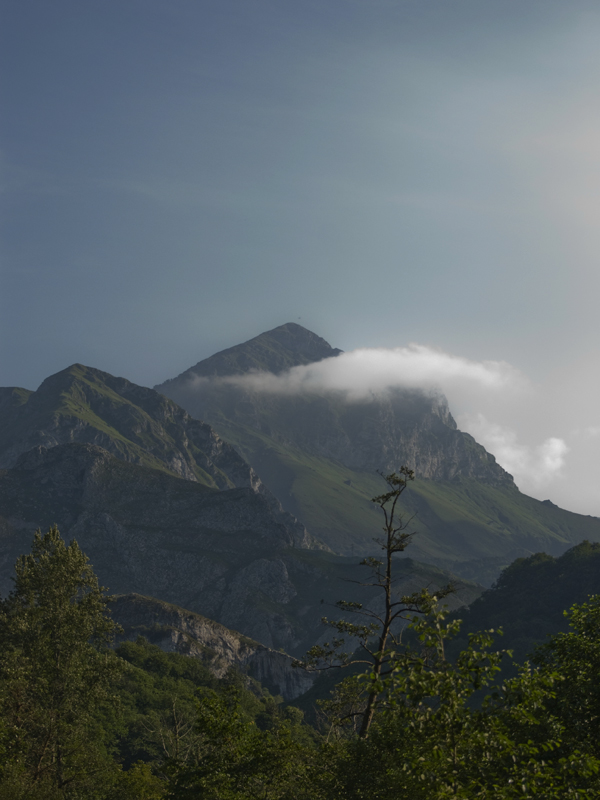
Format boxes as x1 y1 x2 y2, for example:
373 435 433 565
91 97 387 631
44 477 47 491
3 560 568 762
0 443 314 649
111 594 314 700
166 382 512 488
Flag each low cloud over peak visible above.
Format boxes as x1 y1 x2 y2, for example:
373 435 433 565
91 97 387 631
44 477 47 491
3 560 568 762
196 343 525 401
189 341 581 503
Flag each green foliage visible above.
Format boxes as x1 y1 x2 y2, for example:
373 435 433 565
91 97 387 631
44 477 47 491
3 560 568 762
111 637 269 769
324 603 600 799
0 525 123 798
168 686 317 799
5 522 600 798
533 594 600 757
449 540 600 669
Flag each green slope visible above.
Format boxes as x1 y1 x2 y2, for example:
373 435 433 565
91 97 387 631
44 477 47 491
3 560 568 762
191 417 600 585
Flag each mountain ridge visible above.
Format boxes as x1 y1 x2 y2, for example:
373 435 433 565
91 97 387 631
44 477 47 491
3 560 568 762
0 363 264 493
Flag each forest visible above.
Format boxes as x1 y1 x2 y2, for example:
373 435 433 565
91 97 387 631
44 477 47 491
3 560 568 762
2 478 600 798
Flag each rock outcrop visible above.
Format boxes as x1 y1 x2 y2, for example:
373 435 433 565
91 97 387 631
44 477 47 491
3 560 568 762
0 443 313 647
111 594 314 700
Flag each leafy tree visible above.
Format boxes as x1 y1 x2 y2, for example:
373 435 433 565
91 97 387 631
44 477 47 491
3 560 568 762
168 686 318 799
296 469 451 737
325 603 600 799
0 526 123 798
533 594 600 758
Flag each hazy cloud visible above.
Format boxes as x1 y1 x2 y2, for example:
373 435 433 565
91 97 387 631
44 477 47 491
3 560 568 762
459 412 569 489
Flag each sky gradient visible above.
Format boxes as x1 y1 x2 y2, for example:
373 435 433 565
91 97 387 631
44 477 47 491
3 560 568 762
2 0 600 514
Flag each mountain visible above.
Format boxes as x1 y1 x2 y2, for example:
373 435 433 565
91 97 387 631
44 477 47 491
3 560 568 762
159 322 343 382
0 442 477 656
448 540 600 668
0 363 263 491
156 323 600 584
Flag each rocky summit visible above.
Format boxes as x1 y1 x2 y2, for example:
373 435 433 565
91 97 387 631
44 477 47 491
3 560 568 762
158 321 343 382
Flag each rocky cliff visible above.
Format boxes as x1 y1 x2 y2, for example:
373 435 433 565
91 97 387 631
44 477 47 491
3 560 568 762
111 594 314 700
156 324 513 488
0 443 313 648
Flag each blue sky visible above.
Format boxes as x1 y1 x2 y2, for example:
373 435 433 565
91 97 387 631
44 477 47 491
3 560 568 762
2 0 600 514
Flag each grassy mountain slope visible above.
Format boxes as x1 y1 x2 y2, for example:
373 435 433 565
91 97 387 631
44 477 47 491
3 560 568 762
205 421 600 583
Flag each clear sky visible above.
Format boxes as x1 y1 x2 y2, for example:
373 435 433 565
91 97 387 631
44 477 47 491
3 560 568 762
2 0 600 515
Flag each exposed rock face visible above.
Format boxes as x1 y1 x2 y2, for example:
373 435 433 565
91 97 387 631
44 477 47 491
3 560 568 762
0 443 314 648
0 442 480 651
111 594 314 700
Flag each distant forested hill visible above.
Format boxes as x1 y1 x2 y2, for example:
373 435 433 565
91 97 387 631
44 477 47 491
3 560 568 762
450 540 600 664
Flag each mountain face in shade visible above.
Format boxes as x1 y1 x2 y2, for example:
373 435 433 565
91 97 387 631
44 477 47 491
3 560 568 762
155 323 513 488
0 442 476 654
447 540 600 671
155 324 600 582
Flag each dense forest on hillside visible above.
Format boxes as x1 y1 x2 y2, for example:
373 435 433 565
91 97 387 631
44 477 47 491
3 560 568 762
3 522 600 799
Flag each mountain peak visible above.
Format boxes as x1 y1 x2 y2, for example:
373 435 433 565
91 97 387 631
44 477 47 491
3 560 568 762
157 323 343 385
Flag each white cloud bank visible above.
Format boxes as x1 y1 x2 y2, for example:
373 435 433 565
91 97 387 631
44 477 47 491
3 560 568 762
208 344 525 400
195 343 574 495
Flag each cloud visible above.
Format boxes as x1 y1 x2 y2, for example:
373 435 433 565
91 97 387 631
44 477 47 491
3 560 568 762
458 413 569 489
193 343 574 500
201 344 525 401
